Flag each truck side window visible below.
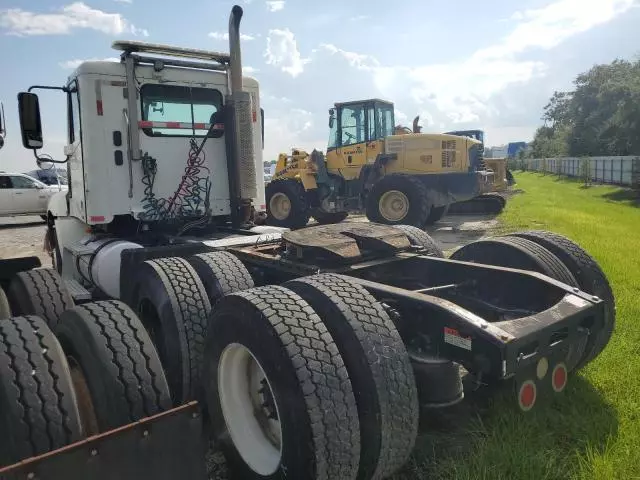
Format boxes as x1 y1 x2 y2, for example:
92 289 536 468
68 81 81 144
140 84 222 137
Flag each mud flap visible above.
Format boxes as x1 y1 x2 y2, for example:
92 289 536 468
0 402 207 480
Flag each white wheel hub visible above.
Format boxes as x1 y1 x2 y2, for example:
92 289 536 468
218 343 282 475
269 192 292 221
379 190 409 222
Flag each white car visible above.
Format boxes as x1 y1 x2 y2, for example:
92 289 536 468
0 172 67 218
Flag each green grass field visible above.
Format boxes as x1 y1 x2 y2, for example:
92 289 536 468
395 172 640 480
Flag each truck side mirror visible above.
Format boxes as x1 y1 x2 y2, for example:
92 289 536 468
0 102 5 150
17 92 44 150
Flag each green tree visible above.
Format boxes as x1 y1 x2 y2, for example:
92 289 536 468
531 56 640 157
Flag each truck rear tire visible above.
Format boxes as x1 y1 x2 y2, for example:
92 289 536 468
0 315 82 466
203 285 360 480
55 301 172 433
451 235 586 371
266 179 311 229
366 174 430 228
187 251 254 304
130 257 211 405
284 273 419 480
504 230 615 370
311 209 349 225
7 268 74 328
450 236 578 287
393 224 444 257
0 288 11 319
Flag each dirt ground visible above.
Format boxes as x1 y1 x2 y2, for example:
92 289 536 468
0 216 52 267
0 213 499 265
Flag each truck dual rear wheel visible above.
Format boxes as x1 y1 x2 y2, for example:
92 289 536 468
130 257 212 405
265 179 311 229
187 251 254 305
55 301 172 434
0 288 11 319
393 224 444 257
6 268 74 328
0 315 82 467
505 230 615 370
451 236 586 371
284 273 419 480
204 285 360 480
366 174 430 228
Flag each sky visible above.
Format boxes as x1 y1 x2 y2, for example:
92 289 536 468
1 0 639 172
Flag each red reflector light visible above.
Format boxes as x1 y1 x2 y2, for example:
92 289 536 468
96 100 103 116
518 380 536 412
260 204 266 210
90 215 105 223
551 363 568 393
252 110 257 122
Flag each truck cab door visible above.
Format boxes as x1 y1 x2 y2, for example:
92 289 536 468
0 175 14 214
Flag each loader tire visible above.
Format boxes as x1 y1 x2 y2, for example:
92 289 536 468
0 287 11 319
505 230 615 370
366 174 430 228
0 315 82 466
55 301 172 434
266 179 310 229
187 251 254 304
311 209 349 225
393 224 444 258
450 236 578 287
130 257 211 405
204 285 360 480
285 273 419 480
425 205 446 225
7 268 74 328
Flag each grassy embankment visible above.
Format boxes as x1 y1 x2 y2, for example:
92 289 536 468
395 172 640 480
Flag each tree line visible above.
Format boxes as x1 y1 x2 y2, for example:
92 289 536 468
529 57 640 158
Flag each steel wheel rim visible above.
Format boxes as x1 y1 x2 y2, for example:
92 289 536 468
218 342 282 475
379 190 409 222
269 192 292 221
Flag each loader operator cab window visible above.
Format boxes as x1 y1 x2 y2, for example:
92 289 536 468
340 105 365 146
376 102 395 140
141 84 222 137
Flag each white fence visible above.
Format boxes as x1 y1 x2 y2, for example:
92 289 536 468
516 156 640 187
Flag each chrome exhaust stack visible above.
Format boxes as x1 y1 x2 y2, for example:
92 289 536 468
226 5 257 227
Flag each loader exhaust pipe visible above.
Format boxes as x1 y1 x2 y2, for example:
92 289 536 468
225 5 257 228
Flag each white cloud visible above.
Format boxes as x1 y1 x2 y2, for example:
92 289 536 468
263 107 323 161
264 28 310 77
59 57 120 69
349 15 370 21
208 31 255 41
113 0 132 4
0 2 147 36
243 66 259 74
319 43 379 70
316 0 635 125
265 1 285 12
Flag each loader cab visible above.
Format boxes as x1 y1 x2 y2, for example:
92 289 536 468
326 99 395 180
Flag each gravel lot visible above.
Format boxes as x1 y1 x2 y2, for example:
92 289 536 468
0 213 499 266
0 216 52 267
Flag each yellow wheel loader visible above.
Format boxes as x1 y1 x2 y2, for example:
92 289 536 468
266 99 494 229
442 129 516 215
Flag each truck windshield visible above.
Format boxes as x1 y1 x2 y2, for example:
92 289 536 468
140 84 223 137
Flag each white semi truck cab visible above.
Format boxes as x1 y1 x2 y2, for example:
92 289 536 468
16 6 275 298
